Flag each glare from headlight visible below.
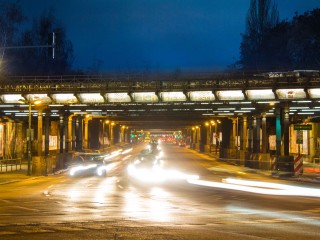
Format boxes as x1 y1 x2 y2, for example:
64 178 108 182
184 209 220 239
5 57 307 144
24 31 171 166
69 164 97 176
97 165 107 176
127 164 198 183
121 148 133 154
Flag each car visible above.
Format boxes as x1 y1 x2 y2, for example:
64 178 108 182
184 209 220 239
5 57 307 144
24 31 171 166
67 153 109 177
126 153 165 183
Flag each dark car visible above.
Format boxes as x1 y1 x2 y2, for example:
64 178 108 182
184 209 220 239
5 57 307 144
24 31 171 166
68 153 108 177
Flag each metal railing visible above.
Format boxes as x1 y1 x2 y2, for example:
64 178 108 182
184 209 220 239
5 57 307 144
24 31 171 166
0 158 22 172
0 73 319 94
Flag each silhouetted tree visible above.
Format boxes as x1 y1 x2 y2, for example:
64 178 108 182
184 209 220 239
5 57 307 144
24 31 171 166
15 9 74 75
0 1 25 72
0 3 74 75
239 0 279 71
288 9 320 69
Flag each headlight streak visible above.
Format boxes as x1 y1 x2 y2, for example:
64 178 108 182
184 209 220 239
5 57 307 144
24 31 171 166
103 149 122 160
69 164 98 176
127 164 199 183
187 178 320 198
121 148 133 154
226 205 320 226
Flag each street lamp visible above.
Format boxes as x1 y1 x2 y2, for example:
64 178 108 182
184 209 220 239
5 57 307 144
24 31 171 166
19 98 42 176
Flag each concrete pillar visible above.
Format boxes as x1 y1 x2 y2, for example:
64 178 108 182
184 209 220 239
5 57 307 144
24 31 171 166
75 116 82 151
200 124 207 152
230 118 237 149
83 116 90 150
239 116 248 162
276 108 281 156
44 109 50 156
37 108 43 156
283 107 290 156
120 126 126 143
261 113 267 153
59 114 64 153
241 116 248 151
252 115 261 153
72 117 76 151
110 122 115 145
67 115 73 152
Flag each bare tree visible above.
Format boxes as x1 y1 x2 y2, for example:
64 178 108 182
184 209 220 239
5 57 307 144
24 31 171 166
0 1 25 72
239 0 279 71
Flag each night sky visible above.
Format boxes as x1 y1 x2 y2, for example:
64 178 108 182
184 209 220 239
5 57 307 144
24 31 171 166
19 0 320 72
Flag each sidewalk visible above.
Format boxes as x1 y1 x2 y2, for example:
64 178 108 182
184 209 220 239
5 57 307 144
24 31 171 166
0 163 65 185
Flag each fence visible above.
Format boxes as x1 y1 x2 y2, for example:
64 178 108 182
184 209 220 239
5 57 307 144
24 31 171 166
0 158 22 172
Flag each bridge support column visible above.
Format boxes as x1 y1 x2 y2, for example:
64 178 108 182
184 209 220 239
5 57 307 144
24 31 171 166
239 115 248 164
110 122 114 145
220 119 231 159
283 106 290 156
67 115 73 152
75 116 83 151
59 114 65 154
274 106 294 175
37 108 43 156
44 108 51 175
200 124 207 153
83 116 90 150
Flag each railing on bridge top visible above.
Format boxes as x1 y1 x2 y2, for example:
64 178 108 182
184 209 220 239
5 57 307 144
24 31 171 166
0 71 319 94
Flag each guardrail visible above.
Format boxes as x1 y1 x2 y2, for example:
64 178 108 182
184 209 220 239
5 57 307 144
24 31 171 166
0 158 22 172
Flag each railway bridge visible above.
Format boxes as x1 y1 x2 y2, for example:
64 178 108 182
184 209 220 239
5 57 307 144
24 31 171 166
0 71 319 175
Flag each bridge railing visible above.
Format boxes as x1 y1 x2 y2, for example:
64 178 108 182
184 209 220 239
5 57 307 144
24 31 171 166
0 73 319 94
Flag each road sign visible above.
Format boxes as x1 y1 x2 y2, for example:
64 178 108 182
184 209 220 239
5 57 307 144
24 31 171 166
294 124 312 130
296 130 303 144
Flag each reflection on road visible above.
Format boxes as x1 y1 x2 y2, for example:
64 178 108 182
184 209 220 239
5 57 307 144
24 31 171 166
123 186 172 222
188 177 320 197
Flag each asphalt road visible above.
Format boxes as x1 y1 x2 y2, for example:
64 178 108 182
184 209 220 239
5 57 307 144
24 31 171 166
0 143 319 240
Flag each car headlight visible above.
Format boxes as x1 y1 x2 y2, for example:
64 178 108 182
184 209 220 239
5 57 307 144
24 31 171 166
69 164 97 176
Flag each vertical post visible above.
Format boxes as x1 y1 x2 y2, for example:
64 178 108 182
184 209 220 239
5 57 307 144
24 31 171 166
231 118 237 149
44 108 50 176
261 113 267 153
27 102 32 176
83 116 89 149
102 121 105 147
67 115 73 152
110 122 114 145
276 108 281 156
59 115 64 153
241 115 247 151
283 106 290 156
37 108 43 156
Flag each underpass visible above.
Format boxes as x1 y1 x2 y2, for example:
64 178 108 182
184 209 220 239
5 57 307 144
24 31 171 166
0 142 319 239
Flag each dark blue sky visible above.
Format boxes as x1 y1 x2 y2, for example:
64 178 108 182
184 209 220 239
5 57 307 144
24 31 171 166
20 0 320 72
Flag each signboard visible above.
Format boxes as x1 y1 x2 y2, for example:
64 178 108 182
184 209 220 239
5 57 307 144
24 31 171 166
294 124 312 131
296 130 303 144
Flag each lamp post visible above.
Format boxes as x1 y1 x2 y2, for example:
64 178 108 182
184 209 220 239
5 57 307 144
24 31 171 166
19 98 42 176
27 101 32 176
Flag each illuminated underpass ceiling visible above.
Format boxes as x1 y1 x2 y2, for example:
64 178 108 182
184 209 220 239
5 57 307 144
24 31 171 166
0 88 320 120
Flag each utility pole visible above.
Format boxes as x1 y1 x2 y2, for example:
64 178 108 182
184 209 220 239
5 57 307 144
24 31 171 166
0 32 55 59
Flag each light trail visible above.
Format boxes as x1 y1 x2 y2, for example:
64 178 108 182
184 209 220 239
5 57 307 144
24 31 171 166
188 178 320 197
